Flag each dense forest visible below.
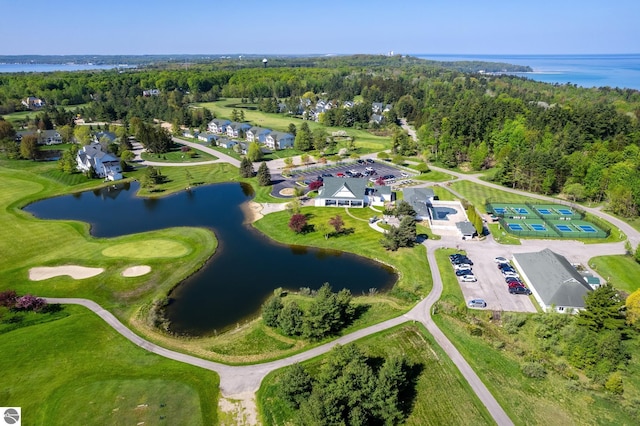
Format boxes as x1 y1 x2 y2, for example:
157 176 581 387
1 54 640 216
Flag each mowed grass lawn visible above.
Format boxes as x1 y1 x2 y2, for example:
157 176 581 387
257 323 494 426
589 255 640 293
198 99 391 152
0 305 219 425
140 145 218 163
253 206 432 300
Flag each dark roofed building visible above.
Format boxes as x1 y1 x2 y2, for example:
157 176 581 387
456 221 477 240
512 248 593 313
403 187 435 220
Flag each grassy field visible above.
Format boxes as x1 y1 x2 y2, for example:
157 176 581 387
589 255 640 294
0 305 219 425
432 256 640 425
257 323 494 425
140 145 218 163
412 169 456 182
198 99 391 152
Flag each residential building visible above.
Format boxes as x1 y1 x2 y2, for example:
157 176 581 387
512 248 594 313
76 142 123 181
93 131 117 144
264 131 294 150
246 127 271 143
207 119 231 134
226 122 251 138
403 188 436 220
22 96 45 110
198 132 218 144
142 89 160 96
16 129 62 145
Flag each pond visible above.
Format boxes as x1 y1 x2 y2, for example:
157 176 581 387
25 182 397 335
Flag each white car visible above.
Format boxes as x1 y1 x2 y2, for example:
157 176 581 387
460 274 477 282
494 256 508 263
365 166 374 172
400 172 410 178
454 263 473 270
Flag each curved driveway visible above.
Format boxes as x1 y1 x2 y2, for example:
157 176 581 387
42 140 640 425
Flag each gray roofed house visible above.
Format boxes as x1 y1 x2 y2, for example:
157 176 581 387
226 122 251 138
265 131 294 150
403 187 436 220
456 221 477 240
512 248 593 313
93 131 117 144
207 119 231 134
16 129 63 145
246 127 271 143
371 114 384 125
76 142 122 181
315 177 394 208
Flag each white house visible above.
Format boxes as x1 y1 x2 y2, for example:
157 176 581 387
226 122 251 138
207 119 231 134
264 131 294 150
16 130 62 145
76 142 123 181
22 96 45 110
246 127 271 143
315 177 393 208
198 132 218 144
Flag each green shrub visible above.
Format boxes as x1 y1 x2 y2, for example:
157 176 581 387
521 362 547 379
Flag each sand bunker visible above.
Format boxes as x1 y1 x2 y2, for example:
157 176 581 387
121 265 151 277
29 265 104 281
279 188 295 196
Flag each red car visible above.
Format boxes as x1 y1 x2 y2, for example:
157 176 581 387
336 172 345 177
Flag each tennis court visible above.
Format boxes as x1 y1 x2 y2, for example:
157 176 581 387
507 223 523 231
529 224 547 231
579 225 597 233
536 208 552 215
513 207 529 215
555 224 575 232
558 208 574 215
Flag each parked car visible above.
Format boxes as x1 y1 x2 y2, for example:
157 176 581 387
509 286 532 295
502 270 519 278
507 281 525 288
401 172 410 178
505 276 523 284
452 257 473 266
356 159 365 164
455 269 473 276
497 263 513 270
468 299 487 308
321 173 333 178
366 158 375 164
460 275 477 282
494 256 508 263
365 166 374 172
336 172 345 177
454 263 473 271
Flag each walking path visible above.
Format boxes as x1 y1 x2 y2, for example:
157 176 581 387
46 128 637 424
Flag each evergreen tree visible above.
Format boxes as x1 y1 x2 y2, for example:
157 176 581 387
239 156 254 178
257 161 271 186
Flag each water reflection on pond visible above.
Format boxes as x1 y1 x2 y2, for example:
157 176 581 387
25 182 397 335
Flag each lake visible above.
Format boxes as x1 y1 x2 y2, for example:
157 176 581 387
24 182 397 335
416 54 640 90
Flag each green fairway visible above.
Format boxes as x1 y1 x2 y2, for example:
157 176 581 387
140 145 218 163
450 180 535 207
102 239 189 258
0 306 219 425
257 323 494 426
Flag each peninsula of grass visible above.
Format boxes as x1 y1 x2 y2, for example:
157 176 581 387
257 322 494 426
0 305 219 425
589 255 640 293
432 258 640 424
0 164 218 323
134 163 239 197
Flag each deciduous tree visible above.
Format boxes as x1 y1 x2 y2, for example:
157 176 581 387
20 134 39 160
288 213 307 233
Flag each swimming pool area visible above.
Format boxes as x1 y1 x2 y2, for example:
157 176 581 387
430 206 458 221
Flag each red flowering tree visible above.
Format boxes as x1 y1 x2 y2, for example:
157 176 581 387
289 213 308 234
375 176 386 186
0 290 17 307
329 215 345 233
14 294 47 312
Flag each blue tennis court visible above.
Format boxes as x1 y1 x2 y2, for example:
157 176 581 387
530 224 547 231
494 207 507 214
579 225 597 233
513 208 529 214
536 208 552 215
558 209 573 215
556 224 575 232
507 223 523 231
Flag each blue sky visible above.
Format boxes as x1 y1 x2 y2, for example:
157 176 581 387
1 0 638 55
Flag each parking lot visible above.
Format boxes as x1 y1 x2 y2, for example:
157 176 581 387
292 159 414 186
450 249 537 313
